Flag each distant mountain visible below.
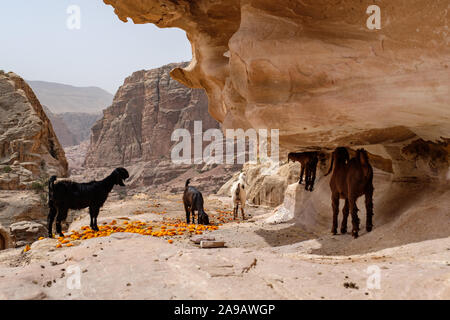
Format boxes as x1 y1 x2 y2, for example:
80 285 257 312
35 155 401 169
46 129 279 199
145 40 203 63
43 106 78 147
60 112 102 144
28 80 113 114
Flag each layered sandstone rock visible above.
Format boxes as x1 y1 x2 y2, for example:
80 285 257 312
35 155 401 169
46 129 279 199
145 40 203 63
0 72 68 190
9 221 47 248
104 0 449 156
84 63 240 192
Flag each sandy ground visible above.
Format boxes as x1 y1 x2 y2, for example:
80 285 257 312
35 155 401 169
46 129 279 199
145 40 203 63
0 192 448 300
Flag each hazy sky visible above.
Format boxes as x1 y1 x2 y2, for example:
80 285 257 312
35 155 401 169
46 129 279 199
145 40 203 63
0 0 192 94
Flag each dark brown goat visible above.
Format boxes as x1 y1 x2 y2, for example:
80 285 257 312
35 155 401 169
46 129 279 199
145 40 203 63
183 179 209 225
288 152 319 191
325 147 374 238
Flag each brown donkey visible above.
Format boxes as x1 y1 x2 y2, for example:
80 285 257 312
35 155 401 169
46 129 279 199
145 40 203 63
325 148 374 238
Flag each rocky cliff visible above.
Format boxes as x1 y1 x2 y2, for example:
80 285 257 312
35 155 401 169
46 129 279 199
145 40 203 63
0 72 68 190
84 63 239 192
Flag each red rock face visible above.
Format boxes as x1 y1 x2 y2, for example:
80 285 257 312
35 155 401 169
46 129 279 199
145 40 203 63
85 62 219 167
83 63 241 192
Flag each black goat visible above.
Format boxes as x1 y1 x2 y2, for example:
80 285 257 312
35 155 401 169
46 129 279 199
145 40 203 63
47 168 129 237
288 151 319 191
183 179 209 225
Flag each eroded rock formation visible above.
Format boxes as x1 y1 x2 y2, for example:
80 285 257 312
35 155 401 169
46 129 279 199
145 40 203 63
0 72 68 190
104 0 449 154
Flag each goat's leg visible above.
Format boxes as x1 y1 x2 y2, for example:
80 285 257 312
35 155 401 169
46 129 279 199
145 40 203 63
47 202 57 238
240 203 245 220
89 207 100 231
299 165 305 184
56 207 68 237
309 166 316 192
304 166 310 190
340 199 349 234
349 197 360 239
305 166 310 191
192 210 196 224
184 204 190 224
331 193 339 235
365 187 374 232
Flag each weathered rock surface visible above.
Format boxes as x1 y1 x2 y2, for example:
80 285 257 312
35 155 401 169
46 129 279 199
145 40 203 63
0 72 68 189
9 221 46 248
218 161 299 207
0 191 47 248
104 0 449 153
83 62 240 192
0 223 12 250
0 191 46 229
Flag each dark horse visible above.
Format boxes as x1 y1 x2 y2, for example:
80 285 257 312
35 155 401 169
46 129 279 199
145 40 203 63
325 147 374 238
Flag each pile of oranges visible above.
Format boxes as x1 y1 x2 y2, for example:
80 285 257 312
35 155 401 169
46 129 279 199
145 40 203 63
40 218 220 249
214 208 236 224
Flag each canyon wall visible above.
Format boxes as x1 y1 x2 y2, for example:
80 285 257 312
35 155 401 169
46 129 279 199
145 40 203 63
85 62 218 166
84 62 240 192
